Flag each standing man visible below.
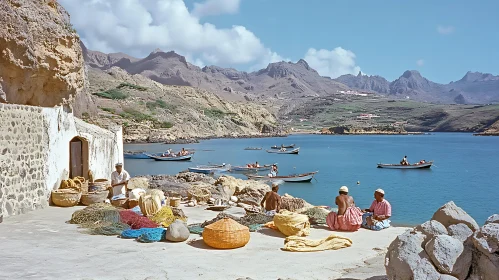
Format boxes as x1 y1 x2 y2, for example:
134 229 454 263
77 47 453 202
362 188 392 231
326 186 363 231
111 163 130 197
260 183 282 216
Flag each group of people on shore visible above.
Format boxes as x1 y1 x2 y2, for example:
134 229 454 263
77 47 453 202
261 184 391 232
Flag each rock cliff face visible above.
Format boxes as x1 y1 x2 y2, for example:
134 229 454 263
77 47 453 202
0 0 86 107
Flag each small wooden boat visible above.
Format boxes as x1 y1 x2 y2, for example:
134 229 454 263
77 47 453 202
188 164 231 174
148 154 193 161
266 147 300 154
244 147 262 150
377 161 433 169
246 171 318 183
270 144 295 149
124 151 149 159
231 164 274 172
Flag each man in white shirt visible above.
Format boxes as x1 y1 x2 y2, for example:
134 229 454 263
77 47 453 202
111 163 130 196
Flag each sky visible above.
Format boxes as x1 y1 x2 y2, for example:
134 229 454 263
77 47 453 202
59 0 499 83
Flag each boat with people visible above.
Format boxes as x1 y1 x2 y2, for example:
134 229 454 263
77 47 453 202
124 150 152 159
377 160 434 169
188 163 231 174
231 163 275 172
246 171 318 183
270 144 295 149
244 147 262 150
148 154 193 161
266 147 300 154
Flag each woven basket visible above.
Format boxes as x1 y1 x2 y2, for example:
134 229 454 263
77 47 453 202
170 197 180 207
128 200 139 209
52 189 81 207
203 218 250 249
80 190 109 206
139 190 166 216
187 187 211 203
111 198 128 208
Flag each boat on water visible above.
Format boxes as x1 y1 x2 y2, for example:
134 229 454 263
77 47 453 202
377 161 434 169
270 144 295 149
266 147 300 154
244 147 262 150
246 171 318 183
231 164 274 172
124 151 150 159
148 154 193 161
188 164 231 174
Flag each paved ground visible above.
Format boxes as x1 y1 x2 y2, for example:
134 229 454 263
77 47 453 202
0 206 408 280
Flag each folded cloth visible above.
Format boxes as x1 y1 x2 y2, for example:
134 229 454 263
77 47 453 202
361 212 391 231
326 206 363 232
282 234 353 252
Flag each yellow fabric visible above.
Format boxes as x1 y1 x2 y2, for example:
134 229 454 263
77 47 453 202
273 210 310 237
282 234 353 252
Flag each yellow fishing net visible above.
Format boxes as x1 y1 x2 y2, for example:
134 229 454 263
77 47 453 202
282 234 353 252
150 206 176 227
273 210 310 237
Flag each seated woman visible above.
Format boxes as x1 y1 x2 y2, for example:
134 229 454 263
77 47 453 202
362 189 392 231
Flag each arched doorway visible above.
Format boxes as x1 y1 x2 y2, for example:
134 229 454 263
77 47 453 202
69 137 89 179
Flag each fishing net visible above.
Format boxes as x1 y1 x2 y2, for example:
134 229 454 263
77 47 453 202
301 207 330 225
70 203 120 225
187 187 211 203
119 210 158 229
248 224 263 232
86 222 130 236
200 212 240 227
198 213 270 232
281 197 307 212
239 213 273 226
188 224 204 235
121 228 145 239
150 206 176 227
137 228 166 243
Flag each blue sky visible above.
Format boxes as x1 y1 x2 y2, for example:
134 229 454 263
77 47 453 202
61 0 499 83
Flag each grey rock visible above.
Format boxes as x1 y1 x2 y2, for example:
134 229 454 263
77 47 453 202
415 220 449 246
472 223 499 254
425 235 471 279
468 250 499 280
485 214 499 225
448 223 474 243
385 231 441 280
165 220 190 242
431 201 479 232
439 275 458 280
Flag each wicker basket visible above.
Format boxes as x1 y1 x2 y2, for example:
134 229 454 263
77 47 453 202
111 198 128 208
170 197 180 207
52 189 81 207
187 187 211 204
80 190 109 206
128 200 139 209
203 218 250 249
139 190 166 216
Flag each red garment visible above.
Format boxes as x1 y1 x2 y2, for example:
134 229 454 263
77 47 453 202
326 206 363 232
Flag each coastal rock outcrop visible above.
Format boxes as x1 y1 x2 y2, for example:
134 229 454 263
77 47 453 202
0 0 85 107
385 202 498 280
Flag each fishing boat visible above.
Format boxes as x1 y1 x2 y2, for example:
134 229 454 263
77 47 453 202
246 171 318 183
377 161 434 169
188 164 231 174
266 147 300 154
270 144 295 149
148 154 193 161
231 164 274 172
124 151 150 159
244 147 262 150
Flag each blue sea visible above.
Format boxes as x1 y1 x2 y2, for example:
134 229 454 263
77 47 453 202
124 133 499 226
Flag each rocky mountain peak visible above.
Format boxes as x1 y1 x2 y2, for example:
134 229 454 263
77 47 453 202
297 59 311 70
357 71 362 77
145 50 188 67
459 71 499 83
401 70 423 79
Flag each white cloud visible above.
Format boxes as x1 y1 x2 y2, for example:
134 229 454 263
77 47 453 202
437 25 455 35
59 0 274 66
416 59 424 66
192 0 241 18
303 47 361 78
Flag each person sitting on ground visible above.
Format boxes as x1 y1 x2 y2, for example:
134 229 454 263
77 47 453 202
326 186 363 231
111 163 131 197
362 189 392 231
260 183 281 216
400 155 409 166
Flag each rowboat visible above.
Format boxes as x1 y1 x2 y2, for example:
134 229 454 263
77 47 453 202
377 161 433 169
124 151 149 159
188 164 231 174
148 154 193 161
244 147 262 150
270 144 295 149
231 164 274 172
266 147 300 154
246 171 318 183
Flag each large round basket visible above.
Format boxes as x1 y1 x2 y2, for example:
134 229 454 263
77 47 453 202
52 189 81 207
187 187 211 204
111 198 128 208
203 218 250 249
80 190 109 206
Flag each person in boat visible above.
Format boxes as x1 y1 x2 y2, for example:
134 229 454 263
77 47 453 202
177 148 188 156
255 161 260 168
279 147 287 152
260 183 281 216
362 189 392 231
111 163 131 197
270 164 278 177
400 155 409 165
326 186 363 232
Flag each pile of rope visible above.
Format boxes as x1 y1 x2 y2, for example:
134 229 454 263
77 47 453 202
281 196 307 212
119 210 158 229
301 207 330 225
70 203 120 225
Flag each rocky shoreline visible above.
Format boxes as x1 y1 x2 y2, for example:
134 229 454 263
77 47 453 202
125 133 289 144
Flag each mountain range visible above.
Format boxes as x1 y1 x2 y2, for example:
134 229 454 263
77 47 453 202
82 44 499 105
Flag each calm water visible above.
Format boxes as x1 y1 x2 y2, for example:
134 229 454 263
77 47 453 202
125 133 499 226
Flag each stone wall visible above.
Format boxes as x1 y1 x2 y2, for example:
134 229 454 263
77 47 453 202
0 103 123 218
